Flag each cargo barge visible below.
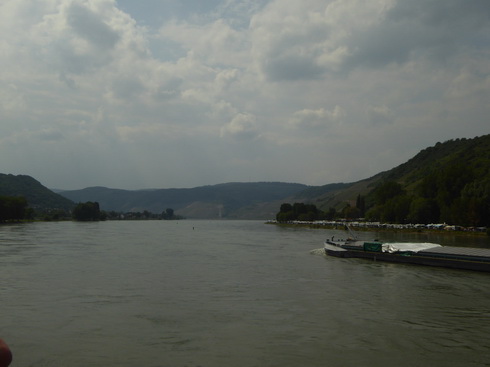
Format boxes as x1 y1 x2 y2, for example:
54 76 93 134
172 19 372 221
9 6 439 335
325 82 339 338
324 238 490 272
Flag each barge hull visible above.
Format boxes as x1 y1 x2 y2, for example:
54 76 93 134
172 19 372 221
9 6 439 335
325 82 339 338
324 244 490 272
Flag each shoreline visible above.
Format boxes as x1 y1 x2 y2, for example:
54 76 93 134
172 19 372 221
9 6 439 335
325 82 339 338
267 220 489 237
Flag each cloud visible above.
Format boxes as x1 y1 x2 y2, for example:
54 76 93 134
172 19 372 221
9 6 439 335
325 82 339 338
159 18 249 67
23 1 122 75
38 129 65 142
65 2 120 50
249 0 331 81
289 106 345 129
220 113 260 141
0 84 26 115
0 0 488 190
344 0 490 70
366 105 394 126
247 0 490 81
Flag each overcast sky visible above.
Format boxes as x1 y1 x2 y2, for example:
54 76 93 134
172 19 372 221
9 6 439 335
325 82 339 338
1 0 489 190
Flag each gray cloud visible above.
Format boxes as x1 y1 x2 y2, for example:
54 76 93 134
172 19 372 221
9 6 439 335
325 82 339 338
220 113 260 141
262 55 324 81
66 3 120 50
0 0 488 190
28 2 125 76
38 129 65 142
366 105 394 126
289 106 345 130
344 0 490 70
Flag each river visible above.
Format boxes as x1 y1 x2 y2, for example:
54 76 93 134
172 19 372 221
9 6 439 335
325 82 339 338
1 220 489 367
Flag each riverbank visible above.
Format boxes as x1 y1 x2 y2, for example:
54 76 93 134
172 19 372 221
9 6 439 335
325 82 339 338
267 220 490 236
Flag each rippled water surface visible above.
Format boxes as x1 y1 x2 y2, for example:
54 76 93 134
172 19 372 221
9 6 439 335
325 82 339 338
1 221 489 367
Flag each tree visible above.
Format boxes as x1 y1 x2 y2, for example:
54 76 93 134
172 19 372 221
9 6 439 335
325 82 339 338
162 208 176 220
408 198 439 224
279 203 293 213
325 207 337 220
292 202 307 218
373 181 405 205
276 203 294 222
275 202 327 222
365 182 407 222
417 164 476 224
342 204 360 220
457 178 490 227
0 196 28 222
356 194 366 217
380 195 411 223
276 211 294 222
72 202 103 221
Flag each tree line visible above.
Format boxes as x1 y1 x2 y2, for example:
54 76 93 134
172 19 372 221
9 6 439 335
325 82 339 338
276 202 335 222
365 171 490 227
72 202 183 221
276 199 368 223
0 196 183 222
277 170 490 228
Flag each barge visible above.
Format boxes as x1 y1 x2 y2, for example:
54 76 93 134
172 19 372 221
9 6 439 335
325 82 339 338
324 238 490 272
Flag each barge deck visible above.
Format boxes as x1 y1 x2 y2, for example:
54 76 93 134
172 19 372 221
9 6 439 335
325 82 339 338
324 240 490 272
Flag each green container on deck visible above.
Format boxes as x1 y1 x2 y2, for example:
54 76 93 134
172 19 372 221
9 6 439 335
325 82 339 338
363 242 383 252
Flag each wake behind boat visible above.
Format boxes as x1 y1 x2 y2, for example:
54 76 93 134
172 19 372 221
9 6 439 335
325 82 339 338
324 234 490 272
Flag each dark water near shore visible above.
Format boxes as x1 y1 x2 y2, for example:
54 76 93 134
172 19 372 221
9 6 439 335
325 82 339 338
1 220 489 367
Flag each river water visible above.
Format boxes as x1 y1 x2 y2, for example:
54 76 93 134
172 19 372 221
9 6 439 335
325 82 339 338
1 220 489 367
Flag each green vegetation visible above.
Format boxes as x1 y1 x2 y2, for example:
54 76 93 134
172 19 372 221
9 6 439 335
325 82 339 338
91 208 183 221
276 202 335 222
0 175 186 222
3 135 490 225
0 174 74 210
0 196 29 222
279 135 490 229
0 174 74 221
72 202 105 221
161 208 180 220
364 173 490 226
363 135 490 227
72 202 184 221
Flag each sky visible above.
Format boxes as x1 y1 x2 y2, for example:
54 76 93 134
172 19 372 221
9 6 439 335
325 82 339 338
1 0 489 190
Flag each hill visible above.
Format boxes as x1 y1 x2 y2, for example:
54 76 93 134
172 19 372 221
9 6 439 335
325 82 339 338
0 174 74 210
6 134 488 223
302 134 490 227
60 182 309 219
383 135 490 187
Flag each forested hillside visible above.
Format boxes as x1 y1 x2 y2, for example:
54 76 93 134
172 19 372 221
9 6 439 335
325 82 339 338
308 135 490 227
0 174 74 210
364 135 490 226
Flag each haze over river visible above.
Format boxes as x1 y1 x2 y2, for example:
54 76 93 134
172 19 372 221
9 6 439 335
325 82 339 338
1 220 489 367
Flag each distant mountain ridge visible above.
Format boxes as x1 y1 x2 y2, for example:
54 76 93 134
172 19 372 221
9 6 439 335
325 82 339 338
60 182 309 219
2 134 489 221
